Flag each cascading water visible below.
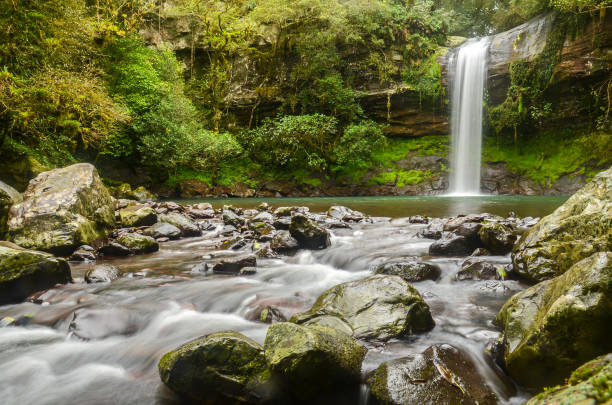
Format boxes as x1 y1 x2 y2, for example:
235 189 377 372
449 38 489 195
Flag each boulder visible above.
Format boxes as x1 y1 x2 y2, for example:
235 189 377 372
291 275 434 340
264 322 366 397
479 222 516 255
428 233 474 256
159 212 201 237
143 222 181 240
85 264 122 283
119 205 157 227
131 186 156 202
212 255 257 275
269 231 299 254
289 214 330 250
496 252 612 391
7 163 115 255
223 210 245 227
97 242 131 257
158 331 271 404
0 180 21 238
456 257 505 281
116 233 159 254
370 344 498 405
327 206 365 222
0 245 72 304
526 354 612 405
375 260 441 282
512 167 612 282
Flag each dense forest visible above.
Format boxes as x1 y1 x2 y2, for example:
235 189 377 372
0 0 610 196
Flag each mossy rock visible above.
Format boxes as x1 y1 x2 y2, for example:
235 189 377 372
526 354 612 404
7 163 115 256
289 214 330 250
158 331 272 404
374 260 441 282
478 222 516 255
496 252 612 391
512 167 612 282
264 322 366 398
370 344 498 405
116 233 159 254
0 245 72 304
0 181 22 238
119 205 157 227
159 212 201 237
291 274 434 341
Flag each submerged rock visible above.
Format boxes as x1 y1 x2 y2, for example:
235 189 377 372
375 259 441 282
289 214 330 250
0 245 72 304
159 212 201 237
291 274 434 340
370 344 498 405
85 264 122 283
264 322 366 397
496 252 612 391
7 163 115 255
526 354 612 405
118 205 157 227
158 331 271 404
116 233 159 254
512 167 612 282
0 180 21 238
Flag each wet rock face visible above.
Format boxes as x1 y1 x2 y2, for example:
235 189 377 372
7 163 115 255
158 331 271 404
0 180 21 238
478 223 516 255
291 274 434 341
526 354 612 405
118 205 157 228
158 212 201 237
496 252 612 391
289 214 331 250
375 260 441 282
512 167 612 282
264 322 366 398
370 344 498 405
0 246 72 304
85 264 122 283
429 233 475 256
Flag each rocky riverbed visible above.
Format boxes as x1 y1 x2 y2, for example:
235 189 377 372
0 164 610 405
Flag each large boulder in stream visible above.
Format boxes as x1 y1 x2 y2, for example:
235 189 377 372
158 331 272 404
478 222 516 254
0 245 72 304
0 180 21 238
291 275 434 341
264 322 366 398
7 163 115 255
496 252 612 391
289 214 330 250
512 167 612 282
370 344 498 405
526 353 612 405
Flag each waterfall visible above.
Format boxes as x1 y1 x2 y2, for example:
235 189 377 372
449 38 489 195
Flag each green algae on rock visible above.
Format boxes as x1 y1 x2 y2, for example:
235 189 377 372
115 233 158 254
7 163 115 256
526 354 612 405
158 331 272 404
0 245 71 304
291 274 434 341
512 166 612 282
478 222 516 255
370 344 499 405
264 322 366 398
496 252 612 392
118 205 157 228
289 214 330 250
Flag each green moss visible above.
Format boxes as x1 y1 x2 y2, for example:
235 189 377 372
483 130 611 185
369 169 434 187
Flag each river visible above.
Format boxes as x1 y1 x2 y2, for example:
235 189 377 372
0 196 566 405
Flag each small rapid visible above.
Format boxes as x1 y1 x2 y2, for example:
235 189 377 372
0 208 538 404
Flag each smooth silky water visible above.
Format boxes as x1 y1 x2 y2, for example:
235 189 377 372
0 196 567 404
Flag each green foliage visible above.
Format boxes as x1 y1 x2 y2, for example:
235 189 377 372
370 169 434 187
298 74 362 122
335 121 387 169
402 53 443 97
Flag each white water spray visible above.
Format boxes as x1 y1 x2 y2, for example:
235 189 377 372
449 38 489 195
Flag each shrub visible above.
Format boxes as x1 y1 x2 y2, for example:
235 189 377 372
335 121 387 169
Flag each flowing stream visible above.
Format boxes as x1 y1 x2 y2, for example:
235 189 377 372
449 38 490 195
0 197 565 405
